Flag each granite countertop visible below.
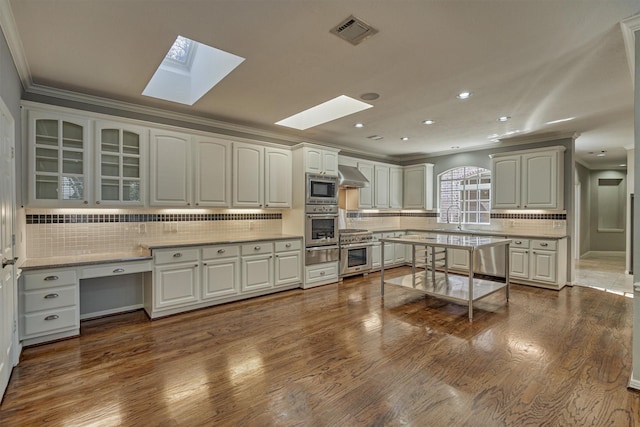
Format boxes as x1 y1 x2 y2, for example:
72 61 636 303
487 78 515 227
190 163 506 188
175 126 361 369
141 233 303 250
20 233 304 271
368 227 567 239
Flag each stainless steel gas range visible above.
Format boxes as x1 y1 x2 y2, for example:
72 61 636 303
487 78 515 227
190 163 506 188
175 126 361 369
339 229 373 277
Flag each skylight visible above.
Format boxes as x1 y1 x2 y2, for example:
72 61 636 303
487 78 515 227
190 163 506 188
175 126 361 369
142 35 245 105
276 95 373 130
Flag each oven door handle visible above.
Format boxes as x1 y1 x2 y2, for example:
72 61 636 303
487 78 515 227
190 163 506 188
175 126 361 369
306 245 339 252
340 243 374 249
306 215 338 219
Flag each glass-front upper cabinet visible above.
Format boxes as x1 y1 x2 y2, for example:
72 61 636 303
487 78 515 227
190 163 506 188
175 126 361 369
29 110 90 206
95 121 147 205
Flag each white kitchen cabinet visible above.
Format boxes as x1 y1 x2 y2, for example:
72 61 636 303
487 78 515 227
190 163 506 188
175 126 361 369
358 162 374 208
403 163 434 210
371 243 381 270
508 238 566 288
275 240 302 287
154 263 200 310
194 136 232 207
491 147 564 210
304 262 339 288
393 232 406 264
28 110 91 207
389 167 404 209
304 146 339 176
530 249 557 283
149 129 192 206
265 147 292 208
233 143 292 208
20 268 79 345
374 165 390 208
509 248 530 280
449 249 470 270
241 242 274 291
201 245 240 301
94 120 146 206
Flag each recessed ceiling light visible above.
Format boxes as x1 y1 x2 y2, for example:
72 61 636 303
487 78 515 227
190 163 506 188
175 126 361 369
354 123 364 128
143 35 245 105
360 92 380 101
367 135 383 140
596 153 606 157
401 137 409 141
497 116 511 122
456 91 472 100
546 117 575 125
423 119 435 125
275 95 373 130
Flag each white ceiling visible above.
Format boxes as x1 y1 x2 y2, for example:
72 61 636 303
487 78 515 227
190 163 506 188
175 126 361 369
5 0 640 168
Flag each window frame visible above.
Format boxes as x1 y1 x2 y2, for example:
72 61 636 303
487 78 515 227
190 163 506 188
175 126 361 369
437 166 491 225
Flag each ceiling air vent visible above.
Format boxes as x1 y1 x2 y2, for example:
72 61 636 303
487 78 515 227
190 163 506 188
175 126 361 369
330 15 378 46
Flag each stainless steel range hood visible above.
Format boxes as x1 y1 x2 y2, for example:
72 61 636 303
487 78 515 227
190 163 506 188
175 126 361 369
338 165 370 188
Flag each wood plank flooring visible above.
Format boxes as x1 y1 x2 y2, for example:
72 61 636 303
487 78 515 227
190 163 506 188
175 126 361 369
1 267 639 426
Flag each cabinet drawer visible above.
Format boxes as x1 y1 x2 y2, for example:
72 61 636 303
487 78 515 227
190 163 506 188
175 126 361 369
202 245 240 259
154 248 200 265
531 240 556 250
23 270 77 291
23 286 76 313
241 242 274 256
80 260 152 279
22 307 77 337
306 263 338 282
275 240 301 252
510 239 530 248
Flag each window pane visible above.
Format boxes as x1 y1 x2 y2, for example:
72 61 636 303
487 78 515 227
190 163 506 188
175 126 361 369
438 166 491 225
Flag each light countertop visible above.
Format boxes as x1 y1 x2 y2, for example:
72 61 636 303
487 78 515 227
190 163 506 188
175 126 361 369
368 227 567 239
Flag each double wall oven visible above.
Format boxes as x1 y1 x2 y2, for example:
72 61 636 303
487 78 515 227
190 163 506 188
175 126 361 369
305 174 339 266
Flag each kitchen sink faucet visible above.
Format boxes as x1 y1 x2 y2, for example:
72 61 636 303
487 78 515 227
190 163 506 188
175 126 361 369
446 204 462 230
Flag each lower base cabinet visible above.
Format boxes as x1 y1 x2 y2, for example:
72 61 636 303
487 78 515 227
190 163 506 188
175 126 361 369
508 238 566 289
146 238 302 318
304 262 339 288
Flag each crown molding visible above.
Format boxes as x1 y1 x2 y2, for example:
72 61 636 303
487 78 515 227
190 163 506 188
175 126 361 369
0 0 31 89
621 14 640 87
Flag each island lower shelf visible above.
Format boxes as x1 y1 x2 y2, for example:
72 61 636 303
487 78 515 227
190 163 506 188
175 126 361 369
385 272 507 305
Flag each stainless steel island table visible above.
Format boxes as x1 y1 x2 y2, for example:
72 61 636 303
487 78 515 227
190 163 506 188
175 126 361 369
380 234 511 321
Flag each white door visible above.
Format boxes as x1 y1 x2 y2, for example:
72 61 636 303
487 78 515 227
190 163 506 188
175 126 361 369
530 250 557 283
491 156 521 209
389 167 403 209
149 130 192 206
374 165 390 209
274 251 301 286
522 151 557 209
509 248 529 279
241 254 273 291
194 137 231 207
358 162 374 208
264 148 291 208
202 258 239 300
233 143 263 207
0 102 16 399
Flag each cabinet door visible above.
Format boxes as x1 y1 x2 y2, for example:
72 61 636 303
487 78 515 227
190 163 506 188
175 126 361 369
509 248 529 279
265 148 292 208
522 151 558 209
304 147 323 174
202 257 240 300
491 156 521 209
403 164 433 210
95 121 146 206
371 244 381 269
154 263 199 309
242 254 273 292
530 250 557 283
322 151 339 176
149 130 192 206
389 167 403 209
29 111 90 206
374 165 390 209
275 251 301 286
194 137 231 207
358 162 374 208
449 249 470 270
233 143 264 207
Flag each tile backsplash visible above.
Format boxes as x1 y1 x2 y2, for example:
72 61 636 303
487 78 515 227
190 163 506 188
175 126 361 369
25 209 283 258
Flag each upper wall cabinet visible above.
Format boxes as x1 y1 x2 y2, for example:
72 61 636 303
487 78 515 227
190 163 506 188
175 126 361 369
389 167 404 209
490 147 565 210
357 161 374 208
95 120 147 206
28 110 91 207
232 142 291 208
150 130 233 208
403 163 434 210
303 146 339 176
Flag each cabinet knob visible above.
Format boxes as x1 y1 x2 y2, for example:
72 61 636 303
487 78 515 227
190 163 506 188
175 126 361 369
285 243 291 248
44 315 59 321
254 246 261 251
540 243 548 247
96 201 101 205
320 271 326 276
187 203 191 206
218 249 225 254
203 263 207 266
44 293 59 299
194 264 198 267
113 268 125 273
44 275 59 281
515 241 521 244
83 201 88 205
173 253 182 258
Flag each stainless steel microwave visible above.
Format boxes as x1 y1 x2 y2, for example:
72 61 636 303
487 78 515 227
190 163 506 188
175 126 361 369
306 173 339 205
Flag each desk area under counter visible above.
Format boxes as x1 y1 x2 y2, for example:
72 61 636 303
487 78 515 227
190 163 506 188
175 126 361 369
18 234 303 346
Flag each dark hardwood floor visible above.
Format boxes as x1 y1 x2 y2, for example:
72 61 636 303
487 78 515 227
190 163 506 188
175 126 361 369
2 267 639 426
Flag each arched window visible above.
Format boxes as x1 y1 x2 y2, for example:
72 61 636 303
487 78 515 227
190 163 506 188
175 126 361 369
438 166 491 225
